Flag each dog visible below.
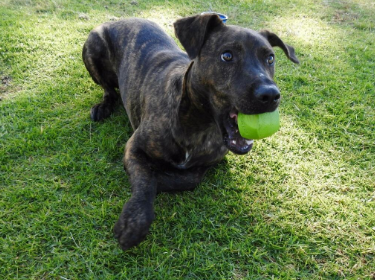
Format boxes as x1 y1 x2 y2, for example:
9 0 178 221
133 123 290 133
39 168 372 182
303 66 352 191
82 13 299 250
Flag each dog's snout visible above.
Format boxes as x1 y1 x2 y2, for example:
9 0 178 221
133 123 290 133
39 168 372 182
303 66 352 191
255 85 280 104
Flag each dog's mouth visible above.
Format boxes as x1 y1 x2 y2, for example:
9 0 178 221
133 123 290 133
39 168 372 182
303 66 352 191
223 109 254 155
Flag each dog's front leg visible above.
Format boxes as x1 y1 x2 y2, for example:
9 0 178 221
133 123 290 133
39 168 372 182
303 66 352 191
114 135 157 251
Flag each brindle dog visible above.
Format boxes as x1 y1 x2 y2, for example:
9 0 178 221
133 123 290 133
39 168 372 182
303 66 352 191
82 14 299 250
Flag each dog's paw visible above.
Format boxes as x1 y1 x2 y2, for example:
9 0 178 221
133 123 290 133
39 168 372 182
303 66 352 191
113 198 155 251
90 102 114 122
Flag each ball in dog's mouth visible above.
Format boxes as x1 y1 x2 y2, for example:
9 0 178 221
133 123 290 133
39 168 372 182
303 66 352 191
223 110 254 155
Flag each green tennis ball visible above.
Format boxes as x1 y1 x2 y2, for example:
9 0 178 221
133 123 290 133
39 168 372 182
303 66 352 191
238 109 280 139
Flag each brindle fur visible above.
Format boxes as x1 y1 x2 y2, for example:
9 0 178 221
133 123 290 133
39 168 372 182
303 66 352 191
82 14 299 250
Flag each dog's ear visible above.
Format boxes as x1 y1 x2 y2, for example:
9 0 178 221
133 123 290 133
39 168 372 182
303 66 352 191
260 30 300 64
174 14 224 59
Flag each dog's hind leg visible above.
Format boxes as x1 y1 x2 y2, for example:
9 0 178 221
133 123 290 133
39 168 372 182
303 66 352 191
89 86 119 122
82 29 119 121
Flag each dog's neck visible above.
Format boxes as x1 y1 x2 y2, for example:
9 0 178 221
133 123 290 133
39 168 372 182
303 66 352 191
172 61 218 145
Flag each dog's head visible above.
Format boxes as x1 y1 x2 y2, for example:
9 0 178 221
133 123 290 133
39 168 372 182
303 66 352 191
174 14 299 155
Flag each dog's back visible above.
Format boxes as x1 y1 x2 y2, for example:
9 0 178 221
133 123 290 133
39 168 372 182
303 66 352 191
83 19 189 128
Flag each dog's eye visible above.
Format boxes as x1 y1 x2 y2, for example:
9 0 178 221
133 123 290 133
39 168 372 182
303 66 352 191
221 51 233 62
267 54 275 65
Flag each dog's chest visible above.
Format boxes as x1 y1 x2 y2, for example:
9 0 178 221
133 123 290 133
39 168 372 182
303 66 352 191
174 130 228 169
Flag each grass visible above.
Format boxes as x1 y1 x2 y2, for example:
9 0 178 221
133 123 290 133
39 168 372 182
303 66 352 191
0 0 374 279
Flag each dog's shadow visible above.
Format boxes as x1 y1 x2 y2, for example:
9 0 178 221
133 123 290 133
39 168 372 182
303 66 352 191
149 157 262 248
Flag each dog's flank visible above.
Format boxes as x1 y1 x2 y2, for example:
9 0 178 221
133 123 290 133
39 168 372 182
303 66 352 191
82 14 299 250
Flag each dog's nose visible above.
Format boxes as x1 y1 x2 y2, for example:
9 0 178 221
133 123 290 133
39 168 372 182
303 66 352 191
255 85 281 104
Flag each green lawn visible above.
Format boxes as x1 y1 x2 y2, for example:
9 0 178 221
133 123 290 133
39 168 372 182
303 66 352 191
0 0 374 279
